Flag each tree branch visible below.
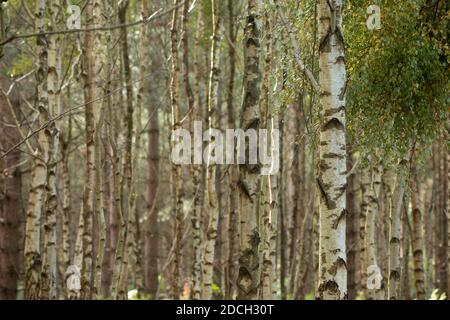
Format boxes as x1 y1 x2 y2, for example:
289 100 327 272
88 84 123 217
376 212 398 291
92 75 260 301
0 71 156 160
0 1 185 47
274 0 321 93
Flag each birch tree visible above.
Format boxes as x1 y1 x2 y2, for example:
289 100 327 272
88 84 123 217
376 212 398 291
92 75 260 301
260 11 277 300
410 163 426 299
92 0 106 298
169 0 183 299
40 0 61 300
237 0 262 300
364 162 383 299
116 0 135 299
80 0 97 299
388 157 408 300
201 0 222 300
190 1 204 300
24 0 49 300
316 0 347 300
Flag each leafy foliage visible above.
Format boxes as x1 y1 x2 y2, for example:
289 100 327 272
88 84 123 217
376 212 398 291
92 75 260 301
345 0 448 160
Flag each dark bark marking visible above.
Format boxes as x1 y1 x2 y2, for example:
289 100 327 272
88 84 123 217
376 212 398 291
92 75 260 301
323 117 344 131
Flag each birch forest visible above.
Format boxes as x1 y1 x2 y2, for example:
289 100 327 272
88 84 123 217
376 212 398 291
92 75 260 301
0 0 448 301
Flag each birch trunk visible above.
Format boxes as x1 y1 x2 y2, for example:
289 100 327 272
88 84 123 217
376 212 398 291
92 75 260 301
436 140 448 295
291 95 307 297
89 0 106 299
110 138 124 299
93 112 106 299
115 0 136 300
224 0 239 300
269 135 279 300
260 14 277 299
400 204 411 299
80 0 97 299
180 0 199 299
261 117 280 300
201 0 221 299
289 99 304 296
359 166 370 295
317 0 347 300
101 1 119 297
279 119 287 300
345 149 358 300
189 3 205 300
169 0 183 299
378 173 389 295
39 0 61 300
410 165 426 299
24 0 48 300
424 176 434 296
388 158 408 300
69 206 83 299
432 143 440 291
364 162 383 299
236 0 262 300
60 118 71 284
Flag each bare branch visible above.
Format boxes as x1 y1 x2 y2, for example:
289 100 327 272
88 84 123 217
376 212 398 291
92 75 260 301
1 89 36 154
0 2 185 47
0 71 156 160
274 0 321 93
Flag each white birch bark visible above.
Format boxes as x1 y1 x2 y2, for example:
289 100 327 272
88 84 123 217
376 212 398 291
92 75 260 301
201 0 221 300
364 162 383 299
317 0 347 300
169 0 183 299
40 0 61 300
236 0 263 300
260 14 277 299
388 158 408 299
190 3 204 301
24 0 48 300
92 0 106 297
